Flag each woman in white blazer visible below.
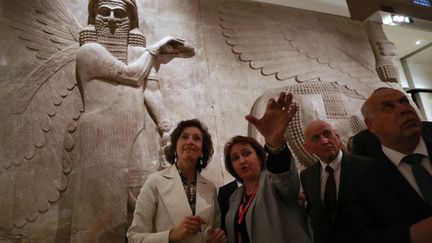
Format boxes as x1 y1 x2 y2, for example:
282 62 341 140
127 119 226 243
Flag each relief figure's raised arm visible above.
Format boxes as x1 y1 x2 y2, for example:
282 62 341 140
77 36 191 88
77 42 155 87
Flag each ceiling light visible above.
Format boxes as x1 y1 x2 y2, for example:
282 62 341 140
382 15 397 25
391 14 413 24
416 40 421 45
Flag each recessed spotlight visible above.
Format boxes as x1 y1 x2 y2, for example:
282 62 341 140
416 40 421 45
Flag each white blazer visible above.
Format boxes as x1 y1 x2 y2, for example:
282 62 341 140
127 165 220 243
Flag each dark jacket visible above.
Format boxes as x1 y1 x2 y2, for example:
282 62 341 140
217 180 238 232
351 129 382 159
300 152 371 243
351 122 432 243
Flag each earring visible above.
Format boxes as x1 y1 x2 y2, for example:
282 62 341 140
199 154 203 166
174 151 177 163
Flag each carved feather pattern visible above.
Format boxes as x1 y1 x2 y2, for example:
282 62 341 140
0 0 82 229
219 1 382 95
4 0 80 59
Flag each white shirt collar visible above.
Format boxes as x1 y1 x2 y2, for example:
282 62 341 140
381 137 429 166
319 150 343 171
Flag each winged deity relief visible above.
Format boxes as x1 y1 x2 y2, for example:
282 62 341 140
0 0 194 239
218 0 401 166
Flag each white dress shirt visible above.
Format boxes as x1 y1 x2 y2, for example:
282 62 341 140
381 137 432 199
319 150 343 202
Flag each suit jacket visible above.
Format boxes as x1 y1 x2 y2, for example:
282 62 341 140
217 180 238 232
351 122 432 243
225 147 312 243
127 165 220 243
351 129 382 159
300 152 371 243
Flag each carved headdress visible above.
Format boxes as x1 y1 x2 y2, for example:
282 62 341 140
80 0 145 62
87 0 139 29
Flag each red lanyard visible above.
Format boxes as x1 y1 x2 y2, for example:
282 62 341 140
237 188 258 225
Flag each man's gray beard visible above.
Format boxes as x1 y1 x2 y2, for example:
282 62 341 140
95 17 130 64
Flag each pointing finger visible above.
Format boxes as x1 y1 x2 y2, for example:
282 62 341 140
276 92 286 107
267 97 276 110
281 92 293 110
245 115 259 127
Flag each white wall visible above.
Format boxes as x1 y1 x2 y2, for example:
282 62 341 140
405 47 432 120
417 93 432 120
406 62 432 89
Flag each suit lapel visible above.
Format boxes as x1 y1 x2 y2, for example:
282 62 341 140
421 124 432 159
194 174 213 220
338 153 353 208
226 187 242 243
309 162 323 208
245 172 265 241
377 154 431 212
157 165 192 225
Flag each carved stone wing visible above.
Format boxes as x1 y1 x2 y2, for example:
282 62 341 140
219 0 384 96
0 0 82 229
3 0 81 61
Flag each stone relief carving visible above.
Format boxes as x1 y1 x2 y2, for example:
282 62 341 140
219 1 382 91
0 0 194 241
1 0 83 233
0 0 408 241
364 21 400 83
219 0 403 166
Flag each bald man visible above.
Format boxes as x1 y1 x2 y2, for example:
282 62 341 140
300 120 371 243
351 87 432 243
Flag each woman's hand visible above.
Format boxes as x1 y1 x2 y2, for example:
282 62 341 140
206 228 227 243
246 92 297 147
169 216 205 242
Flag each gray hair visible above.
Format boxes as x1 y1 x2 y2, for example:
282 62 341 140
362 87 392 118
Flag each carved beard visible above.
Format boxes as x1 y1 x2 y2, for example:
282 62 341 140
95 16 130 63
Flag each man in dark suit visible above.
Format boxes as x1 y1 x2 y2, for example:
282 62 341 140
300 120 371 243
352 87 432 243
217 180 238 232
351 129 382 158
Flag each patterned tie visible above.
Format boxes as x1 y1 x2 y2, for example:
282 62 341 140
402 153 432 206
324 165 337 212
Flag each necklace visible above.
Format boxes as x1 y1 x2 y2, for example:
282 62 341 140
175 164 197 214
